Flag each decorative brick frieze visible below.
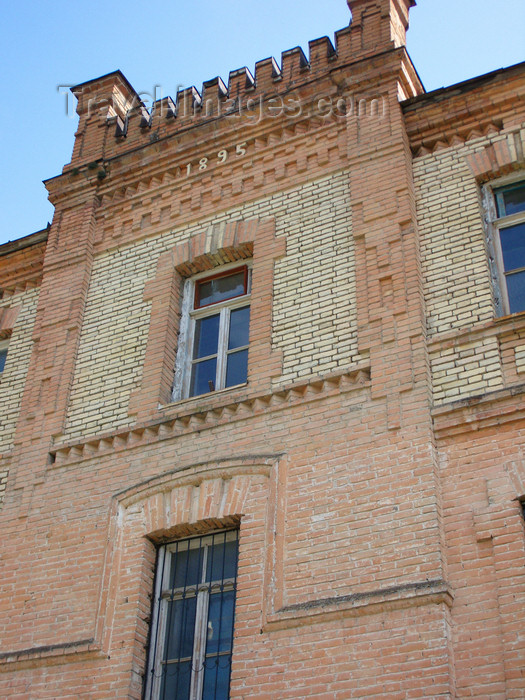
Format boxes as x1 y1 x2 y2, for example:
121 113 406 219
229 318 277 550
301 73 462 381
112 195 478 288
403 63 525 157
88 115 348 252
0 229 47 297
51 363 370 468
409 122 505 158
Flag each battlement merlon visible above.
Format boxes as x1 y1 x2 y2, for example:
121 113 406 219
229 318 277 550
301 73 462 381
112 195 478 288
347 0 416 50
68 71 144 167
71 70 140 119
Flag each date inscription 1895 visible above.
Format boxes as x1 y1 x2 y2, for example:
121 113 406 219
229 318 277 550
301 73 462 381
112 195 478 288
185 142 248 177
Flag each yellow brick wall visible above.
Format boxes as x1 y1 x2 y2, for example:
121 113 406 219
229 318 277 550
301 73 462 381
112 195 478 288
414 142 494 337
430 336 503 404
515 345 525 374
64 170 358 440
0 287 40 455
414 135 509 405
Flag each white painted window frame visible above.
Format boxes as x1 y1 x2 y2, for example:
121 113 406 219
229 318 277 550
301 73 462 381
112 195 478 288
172 261 252 402
482 174 525 317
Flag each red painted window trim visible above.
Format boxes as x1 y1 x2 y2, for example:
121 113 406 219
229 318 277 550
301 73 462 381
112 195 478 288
194 265 248 309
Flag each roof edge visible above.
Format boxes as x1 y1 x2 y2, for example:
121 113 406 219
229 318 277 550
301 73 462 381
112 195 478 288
0 227 49 258
71 69 138 97
401 60 525 110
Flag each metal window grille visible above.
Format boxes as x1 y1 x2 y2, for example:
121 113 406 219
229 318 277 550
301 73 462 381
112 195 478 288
145 530 239 700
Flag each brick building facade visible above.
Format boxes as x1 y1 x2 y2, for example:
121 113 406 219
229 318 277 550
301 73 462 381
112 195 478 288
1 0 525 697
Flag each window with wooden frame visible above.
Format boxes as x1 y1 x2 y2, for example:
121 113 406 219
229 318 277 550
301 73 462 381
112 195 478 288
0 338 9 374
487 179 525 316
145 530 239 700
173 264 251 400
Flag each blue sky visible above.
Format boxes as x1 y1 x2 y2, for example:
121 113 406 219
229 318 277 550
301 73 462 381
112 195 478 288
1 0 524 246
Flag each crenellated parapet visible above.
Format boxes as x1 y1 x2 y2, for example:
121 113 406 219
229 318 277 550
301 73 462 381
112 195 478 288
64 0 419 170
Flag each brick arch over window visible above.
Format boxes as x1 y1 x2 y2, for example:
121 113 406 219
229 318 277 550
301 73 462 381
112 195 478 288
95 455 281 696
128 219 286 420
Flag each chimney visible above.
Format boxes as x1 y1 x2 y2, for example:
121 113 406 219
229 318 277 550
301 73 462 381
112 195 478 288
347 0 415 51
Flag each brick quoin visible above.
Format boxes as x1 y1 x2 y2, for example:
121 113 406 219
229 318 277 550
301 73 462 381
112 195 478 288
1 0 525 697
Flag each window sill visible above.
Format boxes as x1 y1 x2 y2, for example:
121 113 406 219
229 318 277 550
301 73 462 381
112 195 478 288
164 382 248 410
494 308 525 324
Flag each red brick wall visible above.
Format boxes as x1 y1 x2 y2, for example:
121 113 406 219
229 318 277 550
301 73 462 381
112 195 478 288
1 1 525 697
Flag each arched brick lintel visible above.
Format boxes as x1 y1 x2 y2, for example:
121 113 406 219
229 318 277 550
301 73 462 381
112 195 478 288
129 218 285 419
117 455 278 536
95 455 281 674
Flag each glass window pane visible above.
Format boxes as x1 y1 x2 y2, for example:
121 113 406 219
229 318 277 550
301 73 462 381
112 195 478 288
225 349 248 388
169 545 202 590
0 349 7 373
190 357 217 397
197 270 246 307
164 597 197 661
160 659 192 700
499 183 525 216
205 538 238 583
193 314 220 359
152 533 238 700
228 306 250 350
205 591 236 656
202 655 231 700
506 270 525 315
500 222 525 272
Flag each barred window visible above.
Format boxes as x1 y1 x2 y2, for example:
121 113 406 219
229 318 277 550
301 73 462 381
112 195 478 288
145 530 239 700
